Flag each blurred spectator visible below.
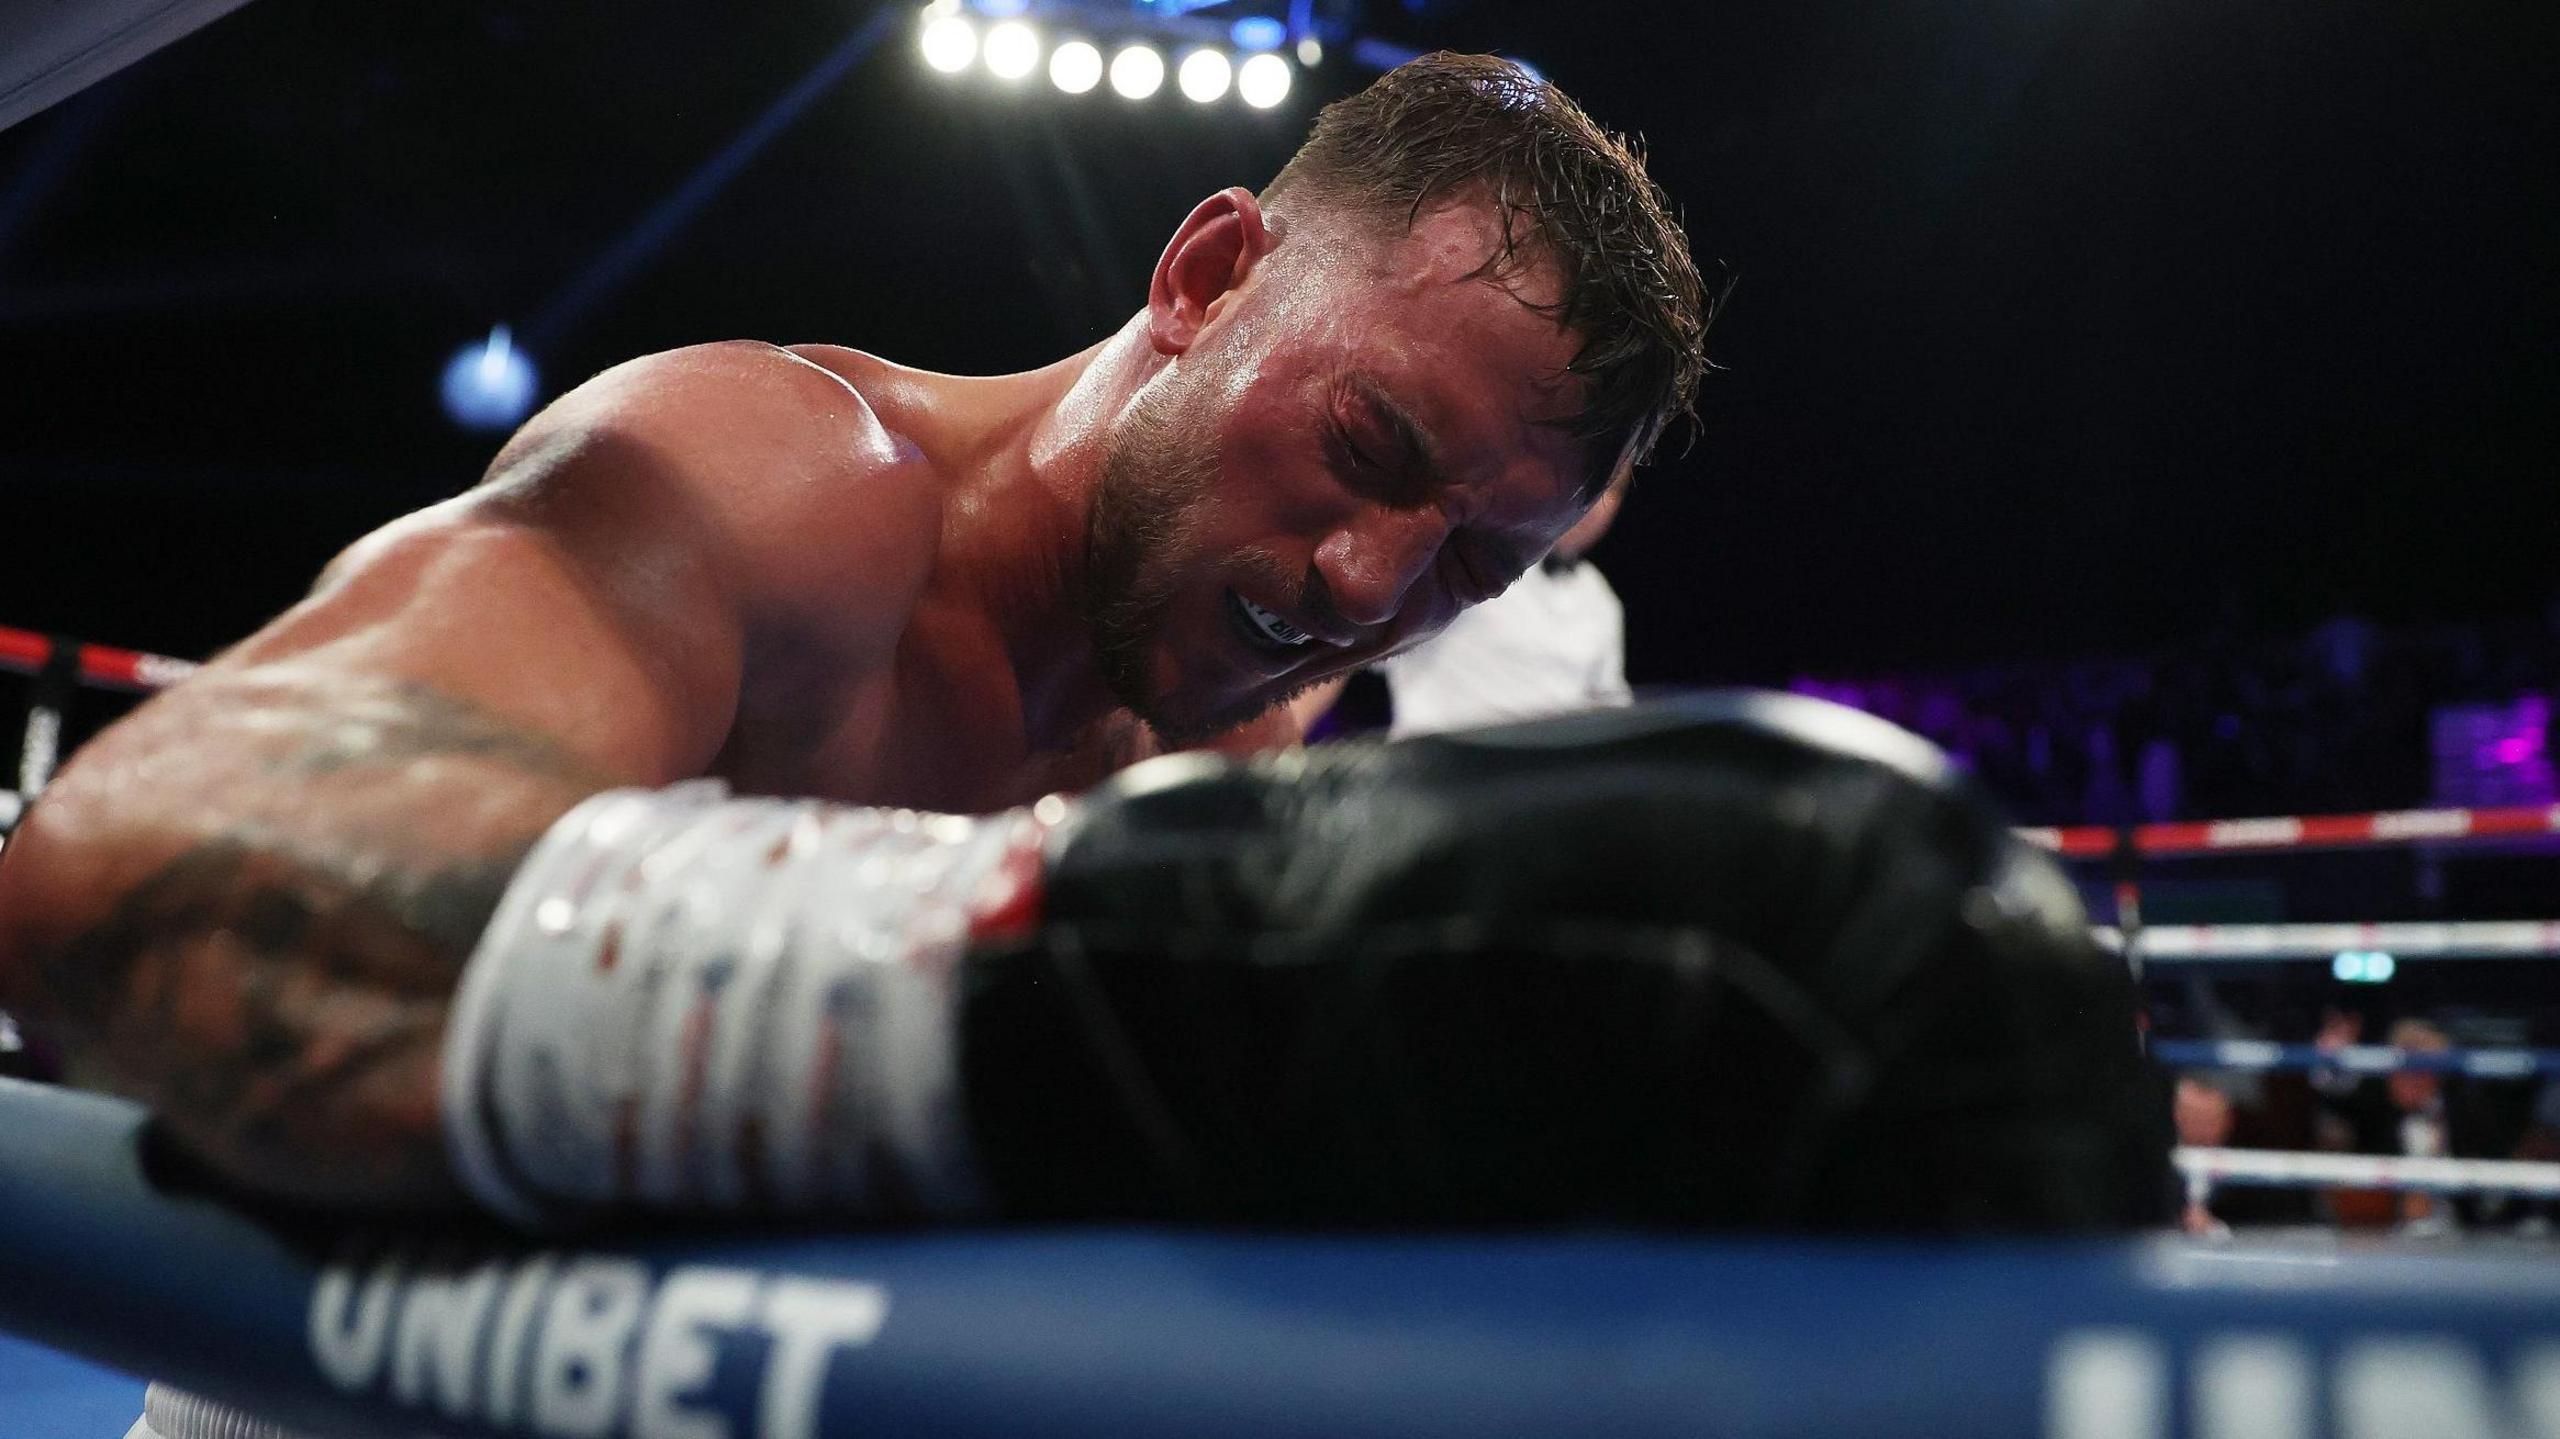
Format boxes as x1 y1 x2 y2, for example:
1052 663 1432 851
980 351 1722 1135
2136 734 2183 823
2519 1078 2560 1165
2173 1076 2236 1237
2168 1062 2317 1230
2311 1016 2522 1232
2307 607 2378 689
2513 1077 2560 1234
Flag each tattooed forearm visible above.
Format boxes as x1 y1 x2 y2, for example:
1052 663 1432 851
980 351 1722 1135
44 836 527 1205
8 672 620 1208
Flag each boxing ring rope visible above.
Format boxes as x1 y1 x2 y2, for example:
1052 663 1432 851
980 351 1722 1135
2151 1038 2560 1079
2098 921 2560 961
2155 1047 2560 1209
2175 1146 2560 1200
0 622 199 842
0 622 200 693
2041 786 2560 1224
1 1077 2556 1439
2019 807 2560 859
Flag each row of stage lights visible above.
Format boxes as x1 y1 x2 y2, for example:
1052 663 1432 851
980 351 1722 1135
917 3 1303 108
437 10 1325 433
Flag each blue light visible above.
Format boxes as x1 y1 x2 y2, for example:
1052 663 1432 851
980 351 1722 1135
977 0 1030 15
440 326 540 432
2332 952 2363 982
1230 16 1287 51
2331 950 2397 983
2367 952 2396 982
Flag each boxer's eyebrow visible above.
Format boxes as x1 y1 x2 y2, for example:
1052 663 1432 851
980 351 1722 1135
1344 372 1447 489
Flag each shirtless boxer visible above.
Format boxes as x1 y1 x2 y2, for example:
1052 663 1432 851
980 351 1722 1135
0 55 2159 1235
0 52 1711 1212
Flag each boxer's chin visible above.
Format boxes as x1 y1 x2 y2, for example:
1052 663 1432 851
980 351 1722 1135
1088 588 1290 748
1129 596 1305 747
1141 679 1284 750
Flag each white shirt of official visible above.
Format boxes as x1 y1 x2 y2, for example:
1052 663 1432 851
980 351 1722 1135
1381 556 1632 738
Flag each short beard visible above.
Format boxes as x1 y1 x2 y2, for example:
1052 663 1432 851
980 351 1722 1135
1081 368 1220 737
1157 678 1303 750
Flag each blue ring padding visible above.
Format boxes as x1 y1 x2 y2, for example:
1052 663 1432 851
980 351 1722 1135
0 1329 146 1438
3 1077 2559 1439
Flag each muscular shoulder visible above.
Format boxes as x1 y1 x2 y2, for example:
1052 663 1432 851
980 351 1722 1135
470 341 943 648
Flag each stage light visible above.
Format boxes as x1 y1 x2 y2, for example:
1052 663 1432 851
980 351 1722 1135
1237 51 1291 108
983 20 1040 80
1049 40 1103 93
920 13 977 73
441 326 538 432
1296 35 1323 66
1230 15 1286 51
2331 950 2397 983
1177 49 1232 103
1109 45 1164 99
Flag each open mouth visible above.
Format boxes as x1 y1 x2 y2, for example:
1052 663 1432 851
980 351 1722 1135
1228 589 1314 652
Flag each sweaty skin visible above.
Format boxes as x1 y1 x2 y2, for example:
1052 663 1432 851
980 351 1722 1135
0 187 1595 1209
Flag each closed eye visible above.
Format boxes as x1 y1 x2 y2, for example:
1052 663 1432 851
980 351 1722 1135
1326 418 1430 506
1443 533 1515 606
1326 418 1373 470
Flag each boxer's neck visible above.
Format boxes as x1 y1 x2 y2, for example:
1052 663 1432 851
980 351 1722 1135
925 318 1166 754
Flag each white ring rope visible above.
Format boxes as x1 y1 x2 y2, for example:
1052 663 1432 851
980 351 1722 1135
2098 921 2560 961
2176 1146 2560 1198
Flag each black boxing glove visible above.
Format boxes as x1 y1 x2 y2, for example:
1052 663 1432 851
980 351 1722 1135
445 692 2164 1231
960 690 2169 1230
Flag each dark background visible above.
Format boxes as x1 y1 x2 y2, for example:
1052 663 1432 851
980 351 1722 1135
1 0 2552 683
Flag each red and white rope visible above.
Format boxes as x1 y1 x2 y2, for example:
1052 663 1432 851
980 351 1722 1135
0 623 195 693
2176 1146 2560 1197
2021 805 2560 859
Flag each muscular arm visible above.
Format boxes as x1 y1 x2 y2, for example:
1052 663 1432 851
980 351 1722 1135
0 341 926 1209
23 672 623 1207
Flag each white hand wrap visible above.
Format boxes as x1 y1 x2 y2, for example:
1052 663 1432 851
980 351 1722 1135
440 783 1068 1226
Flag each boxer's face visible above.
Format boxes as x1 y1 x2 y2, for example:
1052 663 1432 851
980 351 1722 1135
1090 199 1592 743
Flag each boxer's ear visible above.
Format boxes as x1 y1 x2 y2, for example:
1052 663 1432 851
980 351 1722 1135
1147 187 1272 356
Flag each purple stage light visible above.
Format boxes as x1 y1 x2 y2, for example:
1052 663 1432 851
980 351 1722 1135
2431 694 2555 807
